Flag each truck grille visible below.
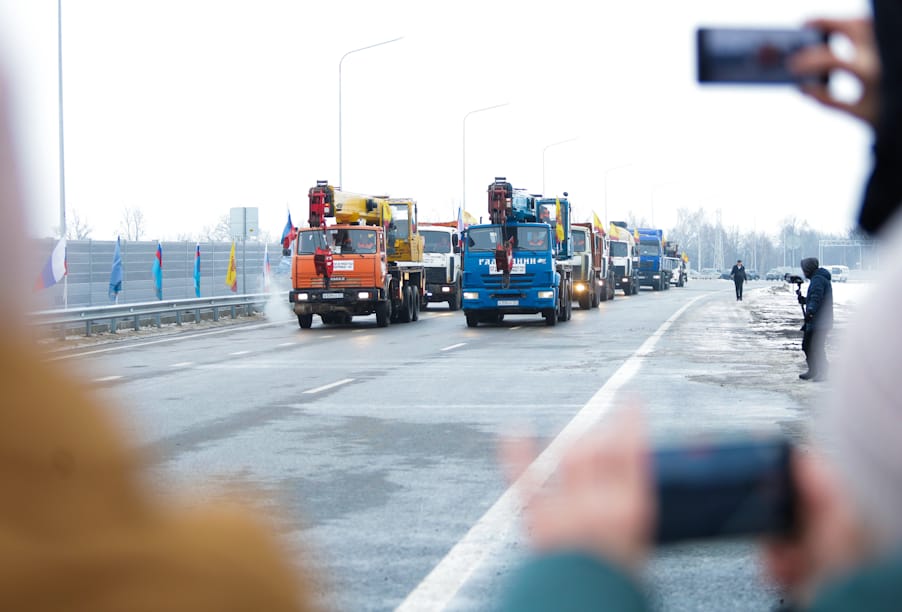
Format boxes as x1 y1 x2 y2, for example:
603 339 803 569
425 267 447 284
479 273 536 288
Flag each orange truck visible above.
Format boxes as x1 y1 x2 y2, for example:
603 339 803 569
286 181 425 329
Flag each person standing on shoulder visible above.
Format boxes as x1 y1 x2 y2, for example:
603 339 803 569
798 257 834 381
730 259 747 301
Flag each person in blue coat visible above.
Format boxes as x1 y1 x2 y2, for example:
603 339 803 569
798 257 833 381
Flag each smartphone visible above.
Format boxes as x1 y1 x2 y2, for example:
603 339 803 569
653 436 796 544
696 27 829 85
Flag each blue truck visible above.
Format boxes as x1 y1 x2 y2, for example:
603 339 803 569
461 178 573 327
636 228 674 291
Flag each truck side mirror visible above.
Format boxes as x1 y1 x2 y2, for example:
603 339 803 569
452 234 460 253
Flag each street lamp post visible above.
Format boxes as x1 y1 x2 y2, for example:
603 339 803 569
462 103 508 218
339 36 403 189
603 163 633 227
542 138 577 194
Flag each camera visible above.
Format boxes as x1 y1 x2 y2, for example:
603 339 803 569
654 436 796 543
696 27 829 85
785 274 804 285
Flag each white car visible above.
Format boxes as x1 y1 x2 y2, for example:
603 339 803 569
828 265 849 282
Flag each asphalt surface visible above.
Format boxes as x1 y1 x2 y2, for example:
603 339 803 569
55 279 846 611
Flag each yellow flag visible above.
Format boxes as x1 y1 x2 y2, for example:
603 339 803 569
226 242 238 292
555 199 565 242
593 212 603 233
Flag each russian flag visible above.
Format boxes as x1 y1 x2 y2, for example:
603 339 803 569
281 211 297 250
34 237 67 291
263 243 272 293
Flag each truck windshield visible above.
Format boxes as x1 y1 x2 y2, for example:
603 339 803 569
327 228 378 254
639 243 660 256
610 241 628 257
422 230 452 253
296 230 329 255
390 205 410 240
571 229 588 253
467 227 503 251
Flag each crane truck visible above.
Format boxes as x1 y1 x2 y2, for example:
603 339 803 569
568 221 615 309
609 221 639 295
665 242 689 287
286 180 425 329
461 177 573 327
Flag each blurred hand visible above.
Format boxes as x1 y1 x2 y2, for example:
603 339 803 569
761 451 870 605
502 408 654 573
788 18 880 127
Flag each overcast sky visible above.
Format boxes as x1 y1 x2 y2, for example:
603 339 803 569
0 0 872 241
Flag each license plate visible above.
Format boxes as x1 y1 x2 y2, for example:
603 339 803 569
497 299 519 306
323 292 343 299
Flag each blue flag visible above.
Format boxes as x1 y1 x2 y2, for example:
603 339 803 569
109 236 123 302
193 243 201 297
152 242 163 300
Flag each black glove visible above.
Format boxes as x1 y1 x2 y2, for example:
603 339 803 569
797 295 807 305
800 322 808 332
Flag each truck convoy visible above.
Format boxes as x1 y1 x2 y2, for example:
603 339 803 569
608 221 639 295
636 228 673 291
286 180 425 329
665 242 688 287
569 222 615 308
461 177 573 327
419 224 462 310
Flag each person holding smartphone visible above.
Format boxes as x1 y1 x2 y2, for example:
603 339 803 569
500 8 902 611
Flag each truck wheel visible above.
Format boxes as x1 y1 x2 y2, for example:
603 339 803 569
449 282 461 311
609 279 615 300
412 289 420 321
544 309 557 326
578 293 591 310
297 313 313 329
465 313 479 328
375 301 390 327
399 287 412 323
632 281 638 295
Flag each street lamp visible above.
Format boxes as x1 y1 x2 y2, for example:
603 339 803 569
339 36 403 189
462 103 508 217
542 138 577 194
603 163 633 227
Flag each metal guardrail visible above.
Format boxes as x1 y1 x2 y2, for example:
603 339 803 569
29 293 284 337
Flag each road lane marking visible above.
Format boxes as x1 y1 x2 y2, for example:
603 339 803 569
171 361 192 367
440 343 466 352
303 378 354 394
229 350 250 356
396 293 706 612
93 375 122 383
320 335 335 339
278 342 295 347
509 326 522 330
47 320 289 361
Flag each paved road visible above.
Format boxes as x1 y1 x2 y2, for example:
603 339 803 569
60 279 827 611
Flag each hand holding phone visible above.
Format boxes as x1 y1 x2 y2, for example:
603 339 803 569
696 27 829 85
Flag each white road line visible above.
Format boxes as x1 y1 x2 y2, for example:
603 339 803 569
509 326 522 330
93 375 122 383
320 335 335 339
47 320 287 361
229 350 250 356
302 378 355 394
278 342 295 347
171 361 193 367
396 294 706 612
440 343 466 352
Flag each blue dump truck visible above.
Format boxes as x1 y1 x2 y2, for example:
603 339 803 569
461 177 573 327
636 228 674 291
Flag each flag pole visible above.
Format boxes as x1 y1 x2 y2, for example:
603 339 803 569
63 273 68 309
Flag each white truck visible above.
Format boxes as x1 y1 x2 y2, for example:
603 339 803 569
609 221 639 295
420 224 462 310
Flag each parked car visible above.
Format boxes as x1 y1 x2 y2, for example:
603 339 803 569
746 269 760 280
828 264 849 282
765 268 782 280
699 268 719 279
719 271 732 280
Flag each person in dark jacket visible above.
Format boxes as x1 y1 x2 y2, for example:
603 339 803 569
798 257 833 381
730 259 747 301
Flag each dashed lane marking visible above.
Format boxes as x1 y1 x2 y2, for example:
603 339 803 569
93 375 122 383
440 343 466 352
302 378 355 394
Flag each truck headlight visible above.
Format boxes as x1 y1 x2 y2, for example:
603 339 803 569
653 275 660 279
538 290 554 299
297 293 309 301
463 292 479 300
441 286 451 293
622 277 629 283
574 283 586 293
357 291 371 299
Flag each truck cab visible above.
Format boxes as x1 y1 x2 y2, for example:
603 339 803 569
568 223 615 309
420 225 462 310
637 228 670 291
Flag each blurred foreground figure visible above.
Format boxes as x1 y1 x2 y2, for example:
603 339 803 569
0 77 312 611
501 7 902 611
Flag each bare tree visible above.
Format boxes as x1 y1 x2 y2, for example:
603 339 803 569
54 208 93 239
200 214 231 242
120 207 146 241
